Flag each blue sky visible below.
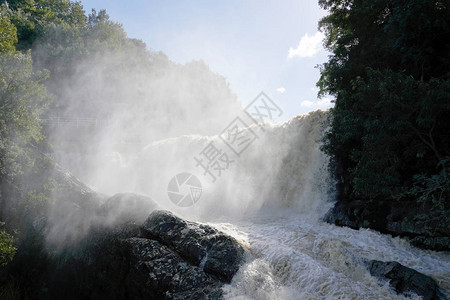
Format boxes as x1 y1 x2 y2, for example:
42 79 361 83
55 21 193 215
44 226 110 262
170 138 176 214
81 0 333 121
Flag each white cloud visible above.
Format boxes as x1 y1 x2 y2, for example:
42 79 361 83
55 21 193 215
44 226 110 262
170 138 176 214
288 31 325 58
276 87 286 93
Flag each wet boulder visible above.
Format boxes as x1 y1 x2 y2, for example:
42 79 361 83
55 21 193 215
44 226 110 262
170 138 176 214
324 199 450 252
142 210 246 282
98 192 158 225
365 260 447 300
122 237 223 300
46 210 246 299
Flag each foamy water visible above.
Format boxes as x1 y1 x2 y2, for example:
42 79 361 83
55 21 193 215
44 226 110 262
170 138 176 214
211 212 450 300
56 110 449 299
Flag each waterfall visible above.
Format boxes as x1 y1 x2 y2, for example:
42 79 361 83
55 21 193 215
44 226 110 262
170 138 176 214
87 110 333 221
81 110 449 299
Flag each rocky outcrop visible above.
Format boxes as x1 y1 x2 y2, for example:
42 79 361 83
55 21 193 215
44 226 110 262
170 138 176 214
121 237 223 299
2 156 245 299
46 210 246 299
324 200 450 251
44 164 106 245
98 192 159 225
141 210 246 282
365 260 447 300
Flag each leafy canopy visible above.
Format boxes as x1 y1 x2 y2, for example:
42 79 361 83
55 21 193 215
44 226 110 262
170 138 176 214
318 0 450 205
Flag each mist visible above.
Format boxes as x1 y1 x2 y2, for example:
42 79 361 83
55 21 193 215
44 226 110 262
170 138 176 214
34 30 333 232
2 2 448 299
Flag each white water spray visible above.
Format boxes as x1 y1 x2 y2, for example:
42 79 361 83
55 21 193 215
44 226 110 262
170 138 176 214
53 109 450 299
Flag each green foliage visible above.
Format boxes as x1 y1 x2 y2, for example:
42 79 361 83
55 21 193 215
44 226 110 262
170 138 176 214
0 9 17 52
0 0 155 274
5 0 86 50
318 0 450 202
0 6 51 268
86 9 127 51
25 175 55 212
0 50 50 181
409 157 450 211
1 0 148 184
0 223 16 266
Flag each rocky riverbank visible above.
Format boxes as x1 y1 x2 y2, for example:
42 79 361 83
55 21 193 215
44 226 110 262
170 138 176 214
365 260 447 300
324 199 450 251
0 159 246 299
1 160 447 299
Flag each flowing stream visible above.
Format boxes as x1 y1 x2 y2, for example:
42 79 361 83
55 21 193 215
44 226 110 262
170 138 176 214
214 212 450 299
74 110 450 300
200 111 450 300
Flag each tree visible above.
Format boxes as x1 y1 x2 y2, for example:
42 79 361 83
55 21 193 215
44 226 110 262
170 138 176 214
0 6 50 265
0 227 15 266
0 10 17 52
0 51 50 183
5 0 86 50
318 0 450 206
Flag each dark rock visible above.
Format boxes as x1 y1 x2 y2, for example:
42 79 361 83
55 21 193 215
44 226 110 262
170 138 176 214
323 201 359 229
40 164 106 246
324 200 450 251
2 154 243 299
365 260 447 300
123 237 223 300
44 210 245 299
142 210 246 282
323 199 391 232
98 192 158 225
386 211 450 238
51 164 104 209
409 236 450 252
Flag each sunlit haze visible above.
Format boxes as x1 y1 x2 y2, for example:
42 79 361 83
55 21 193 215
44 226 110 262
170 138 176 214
81 0 333 121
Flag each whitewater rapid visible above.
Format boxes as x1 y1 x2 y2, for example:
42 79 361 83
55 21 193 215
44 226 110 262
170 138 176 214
75 110 450 299
211 212 450 300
